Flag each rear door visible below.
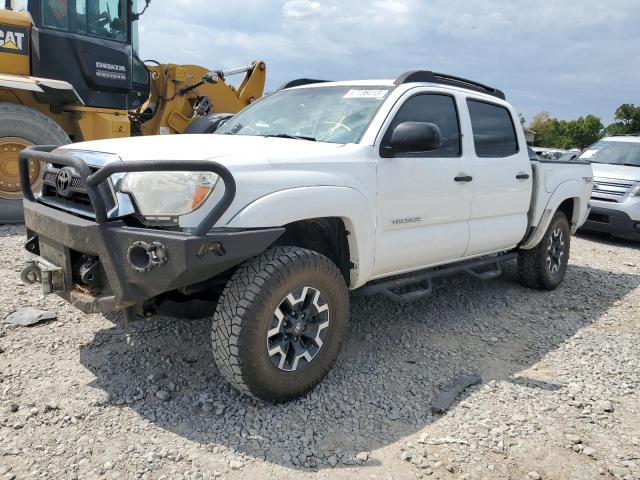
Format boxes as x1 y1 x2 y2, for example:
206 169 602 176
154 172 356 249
373 90 473 276
464 98 532 256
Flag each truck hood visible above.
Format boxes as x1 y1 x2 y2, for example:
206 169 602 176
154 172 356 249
58 134 346 165
590 162 640 182
56 132 375 230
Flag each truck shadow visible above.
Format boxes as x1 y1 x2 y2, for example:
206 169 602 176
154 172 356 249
79 262 640 470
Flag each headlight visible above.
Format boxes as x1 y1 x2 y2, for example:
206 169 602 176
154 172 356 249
118 171 219 219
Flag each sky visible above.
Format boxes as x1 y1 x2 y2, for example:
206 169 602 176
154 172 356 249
137 0 640 126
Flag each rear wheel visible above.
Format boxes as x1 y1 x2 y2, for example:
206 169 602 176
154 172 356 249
0 103 71 223
211 247 349 402
518 211 571 290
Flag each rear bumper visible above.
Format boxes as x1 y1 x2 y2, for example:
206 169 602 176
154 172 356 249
23 200 284 314
582 206 640 240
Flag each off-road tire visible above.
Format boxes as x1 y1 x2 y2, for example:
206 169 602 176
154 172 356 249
211 247 349 402
0 103 71 223
518 211 571 290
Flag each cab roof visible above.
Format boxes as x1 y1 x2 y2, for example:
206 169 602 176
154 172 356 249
279 70 505 100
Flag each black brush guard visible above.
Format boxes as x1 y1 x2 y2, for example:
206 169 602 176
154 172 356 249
19 145 236 236
18 145 284 314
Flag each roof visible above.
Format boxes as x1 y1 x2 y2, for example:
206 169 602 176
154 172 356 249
280 70 505 100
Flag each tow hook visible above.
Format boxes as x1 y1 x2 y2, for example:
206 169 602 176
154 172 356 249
21 258 66 294
127 241 169 272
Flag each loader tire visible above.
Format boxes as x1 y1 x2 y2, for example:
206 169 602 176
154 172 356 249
211 247 349 402
518 211 571 290
0 103 71 224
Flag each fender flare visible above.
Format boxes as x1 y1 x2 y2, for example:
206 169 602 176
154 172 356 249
0 74 83 109
226 186 376 288
520 179 586 250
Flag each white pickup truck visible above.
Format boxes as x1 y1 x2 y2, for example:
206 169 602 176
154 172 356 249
19 70 593 402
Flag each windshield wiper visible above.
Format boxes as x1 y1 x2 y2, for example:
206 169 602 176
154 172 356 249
263 133 317 142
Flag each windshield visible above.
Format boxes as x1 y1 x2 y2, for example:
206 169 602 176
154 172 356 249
579 140 640 167
216 86 392 144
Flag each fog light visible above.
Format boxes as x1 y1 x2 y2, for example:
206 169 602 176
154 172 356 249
127 241 168 272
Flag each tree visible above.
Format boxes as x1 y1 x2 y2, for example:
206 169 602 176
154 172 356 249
606 104 640 135
528 111 603 149
530 112 564 147
562 115 604 149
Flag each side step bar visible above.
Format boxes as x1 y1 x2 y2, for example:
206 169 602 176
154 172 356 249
357 253 518 304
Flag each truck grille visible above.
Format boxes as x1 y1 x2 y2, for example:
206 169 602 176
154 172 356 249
40 165 116 217
591 177 638 203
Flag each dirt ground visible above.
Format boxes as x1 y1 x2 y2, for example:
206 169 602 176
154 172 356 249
1 225 639 480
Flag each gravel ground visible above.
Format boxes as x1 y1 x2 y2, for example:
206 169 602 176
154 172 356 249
0 225 639 480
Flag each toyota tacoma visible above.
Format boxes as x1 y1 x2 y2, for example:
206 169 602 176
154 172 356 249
19 70 593 402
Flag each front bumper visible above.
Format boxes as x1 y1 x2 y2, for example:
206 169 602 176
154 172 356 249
17 145 284 315
582 206 640 240
22 200 284 314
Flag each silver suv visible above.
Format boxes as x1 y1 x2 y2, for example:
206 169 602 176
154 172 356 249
580 136 640 240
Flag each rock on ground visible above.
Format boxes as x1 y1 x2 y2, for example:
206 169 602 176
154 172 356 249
0 226 639 479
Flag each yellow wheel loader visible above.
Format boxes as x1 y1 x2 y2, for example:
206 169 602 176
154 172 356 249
0 0 266 222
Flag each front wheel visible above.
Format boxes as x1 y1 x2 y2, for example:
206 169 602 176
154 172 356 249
518 211 571 290
211 247 349 402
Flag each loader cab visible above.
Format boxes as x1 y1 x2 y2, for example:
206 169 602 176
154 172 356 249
27 0 150 110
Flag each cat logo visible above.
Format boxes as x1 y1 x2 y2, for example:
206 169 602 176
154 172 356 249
0 24 29 56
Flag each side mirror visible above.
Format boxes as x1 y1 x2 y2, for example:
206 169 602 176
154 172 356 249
382 121 443 157
133 0 151 20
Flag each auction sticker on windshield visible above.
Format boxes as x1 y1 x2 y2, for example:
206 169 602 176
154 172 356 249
343 89 389 99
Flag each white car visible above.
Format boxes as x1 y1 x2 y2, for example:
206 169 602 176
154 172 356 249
19 70 593 402
579 136 640 240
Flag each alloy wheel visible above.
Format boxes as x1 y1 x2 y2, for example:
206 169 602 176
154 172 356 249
267 286 330 372
546 228 565 274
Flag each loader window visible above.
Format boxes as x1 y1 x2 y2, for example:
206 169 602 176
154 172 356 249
88 0 127 42
41 0 127 42
42 0 69 29
10 0 28 11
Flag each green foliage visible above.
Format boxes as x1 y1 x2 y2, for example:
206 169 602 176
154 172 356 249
606 104 640 136
529 111 604 149
529 103 640 150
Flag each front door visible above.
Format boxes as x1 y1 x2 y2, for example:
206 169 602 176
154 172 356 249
374 92 473 277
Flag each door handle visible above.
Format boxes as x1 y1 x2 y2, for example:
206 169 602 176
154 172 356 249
454 175 473 182
516 173 530 180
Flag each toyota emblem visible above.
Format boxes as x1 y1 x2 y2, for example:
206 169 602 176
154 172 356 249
55 168 73 197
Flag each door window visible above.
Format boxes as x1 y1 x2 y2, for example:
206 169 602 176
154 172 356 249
87 0 127 42
384 94 461 157
41 0 127 42
42 0 69 29
467 99 519 157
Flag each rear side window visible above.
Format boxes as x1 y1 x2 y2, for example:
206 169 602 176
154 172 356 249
467 99 519 157
386 94 461 157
